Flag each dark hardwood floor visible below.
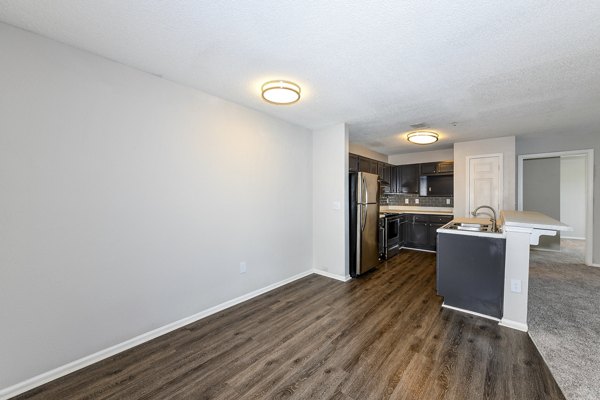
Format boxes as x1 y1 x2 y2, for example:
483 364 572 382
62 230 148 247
14 250 565 400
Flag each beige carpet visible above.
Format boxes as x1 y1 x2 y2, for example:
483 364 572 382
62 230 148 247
528 240 600 400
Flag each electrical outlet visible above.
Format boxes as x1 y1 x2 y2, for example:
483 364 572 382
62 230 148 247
240 261 247 274
510 279 521 293
446 198 451 205
415 198 420 204
404 198 409 204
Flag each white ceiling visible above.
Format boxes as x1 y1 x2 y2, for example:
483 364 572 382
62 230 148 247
1 1 600 155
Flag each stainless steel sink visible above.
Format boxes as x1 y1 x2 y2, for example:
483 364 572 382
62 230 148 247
457 223 489 231
443 222 498 233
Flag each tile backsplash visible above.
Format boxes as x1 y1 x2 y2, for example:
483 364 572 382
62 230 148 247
381 193 453 207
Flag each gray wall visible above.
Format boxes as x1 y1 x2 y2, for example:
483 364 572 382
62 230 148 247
523 157 561 250
0 23 313 389
517 132 599 264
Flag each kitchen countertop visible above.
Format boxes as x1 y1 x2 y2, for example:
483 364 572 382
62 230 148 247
501 210 572 231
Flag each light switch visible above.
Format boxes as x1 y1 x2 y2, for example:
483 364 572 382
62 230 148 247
332 201 341 210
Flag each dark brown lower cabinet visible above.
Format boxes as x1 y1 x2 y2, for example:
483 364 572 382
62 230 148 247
407 219 429 249
428 223 445 248
404 214 453 251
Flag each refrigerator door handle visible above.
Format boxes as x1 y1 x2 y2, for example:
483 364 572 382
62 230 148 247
365 178 369 204
361 175 366 204
359 206 363 231
361 204 367 232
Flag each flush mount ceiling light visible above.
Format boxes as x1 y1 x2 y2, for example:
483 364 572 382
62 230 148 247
261 80 301 105
407 131 439 145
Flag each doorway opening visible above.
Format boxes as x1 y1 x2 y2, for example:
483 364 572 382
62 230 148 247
518 149 594 266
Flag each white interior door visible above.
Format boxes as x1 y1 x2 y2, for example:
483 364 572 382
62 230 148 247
467 155 502 216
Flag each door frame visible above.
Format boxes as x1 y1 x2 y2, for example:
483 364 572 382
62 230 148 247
518 149 594 266
465 153 504 217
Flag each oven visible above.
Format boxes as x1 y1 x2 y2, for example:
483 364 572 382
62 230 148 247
380 213 402 259
386 215 401 258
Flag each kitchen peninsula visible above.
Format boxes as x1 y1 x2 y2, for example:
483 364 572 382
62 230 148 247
437 210 571 332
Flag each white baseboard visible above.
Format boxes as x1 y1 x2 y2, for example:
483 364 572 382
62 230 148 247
441 303 500 322
311 268 351 282
561 236 586 240
499 318 528 332
0 270 314 400
591 263 600 268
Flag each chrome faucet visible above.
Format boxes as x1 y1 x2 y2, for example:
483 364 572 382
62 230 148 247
471 205 497 232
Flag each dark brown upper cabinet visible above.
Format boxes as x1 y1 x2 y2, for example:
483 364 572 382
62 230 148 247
420 162 437 175
389 166 398 194
421 161 454 175
369 160 379 175
377 162 385 180
348 153 454 196
399 164 420 194
437 161 454 174
349 153 390 183
349 153 358 172
358 156 371 173
383 165 391 185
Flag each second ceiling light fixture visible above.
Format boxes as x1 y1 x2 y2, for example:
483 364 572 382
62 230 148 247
261 80 301 105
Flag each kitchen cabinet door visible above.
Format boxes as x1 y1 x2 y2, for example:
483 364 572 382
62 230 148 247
370 160 379 175
383 165 391 185
358 156 370 173
420 162 437 175
377 162 385 180
428 223 444 249
394 166 403 193
400 164 420 194
389 166 398 193
409 221 429 248
349 153 358 172
437 161 454 174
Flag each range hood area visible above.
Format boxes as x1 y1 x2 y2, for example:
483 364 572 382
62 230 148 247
419 174 453 197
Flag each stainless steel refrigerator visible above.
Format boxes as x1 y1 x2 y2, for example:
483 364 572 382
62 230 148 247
349 172 380 277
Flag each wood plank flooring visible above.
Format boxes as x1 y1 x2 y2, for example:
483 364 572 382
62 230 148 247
14 250 565 400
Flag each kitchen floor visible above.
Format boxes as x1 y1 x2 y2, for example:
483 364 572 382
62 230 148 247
15 251 563 400
529 239 600 400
